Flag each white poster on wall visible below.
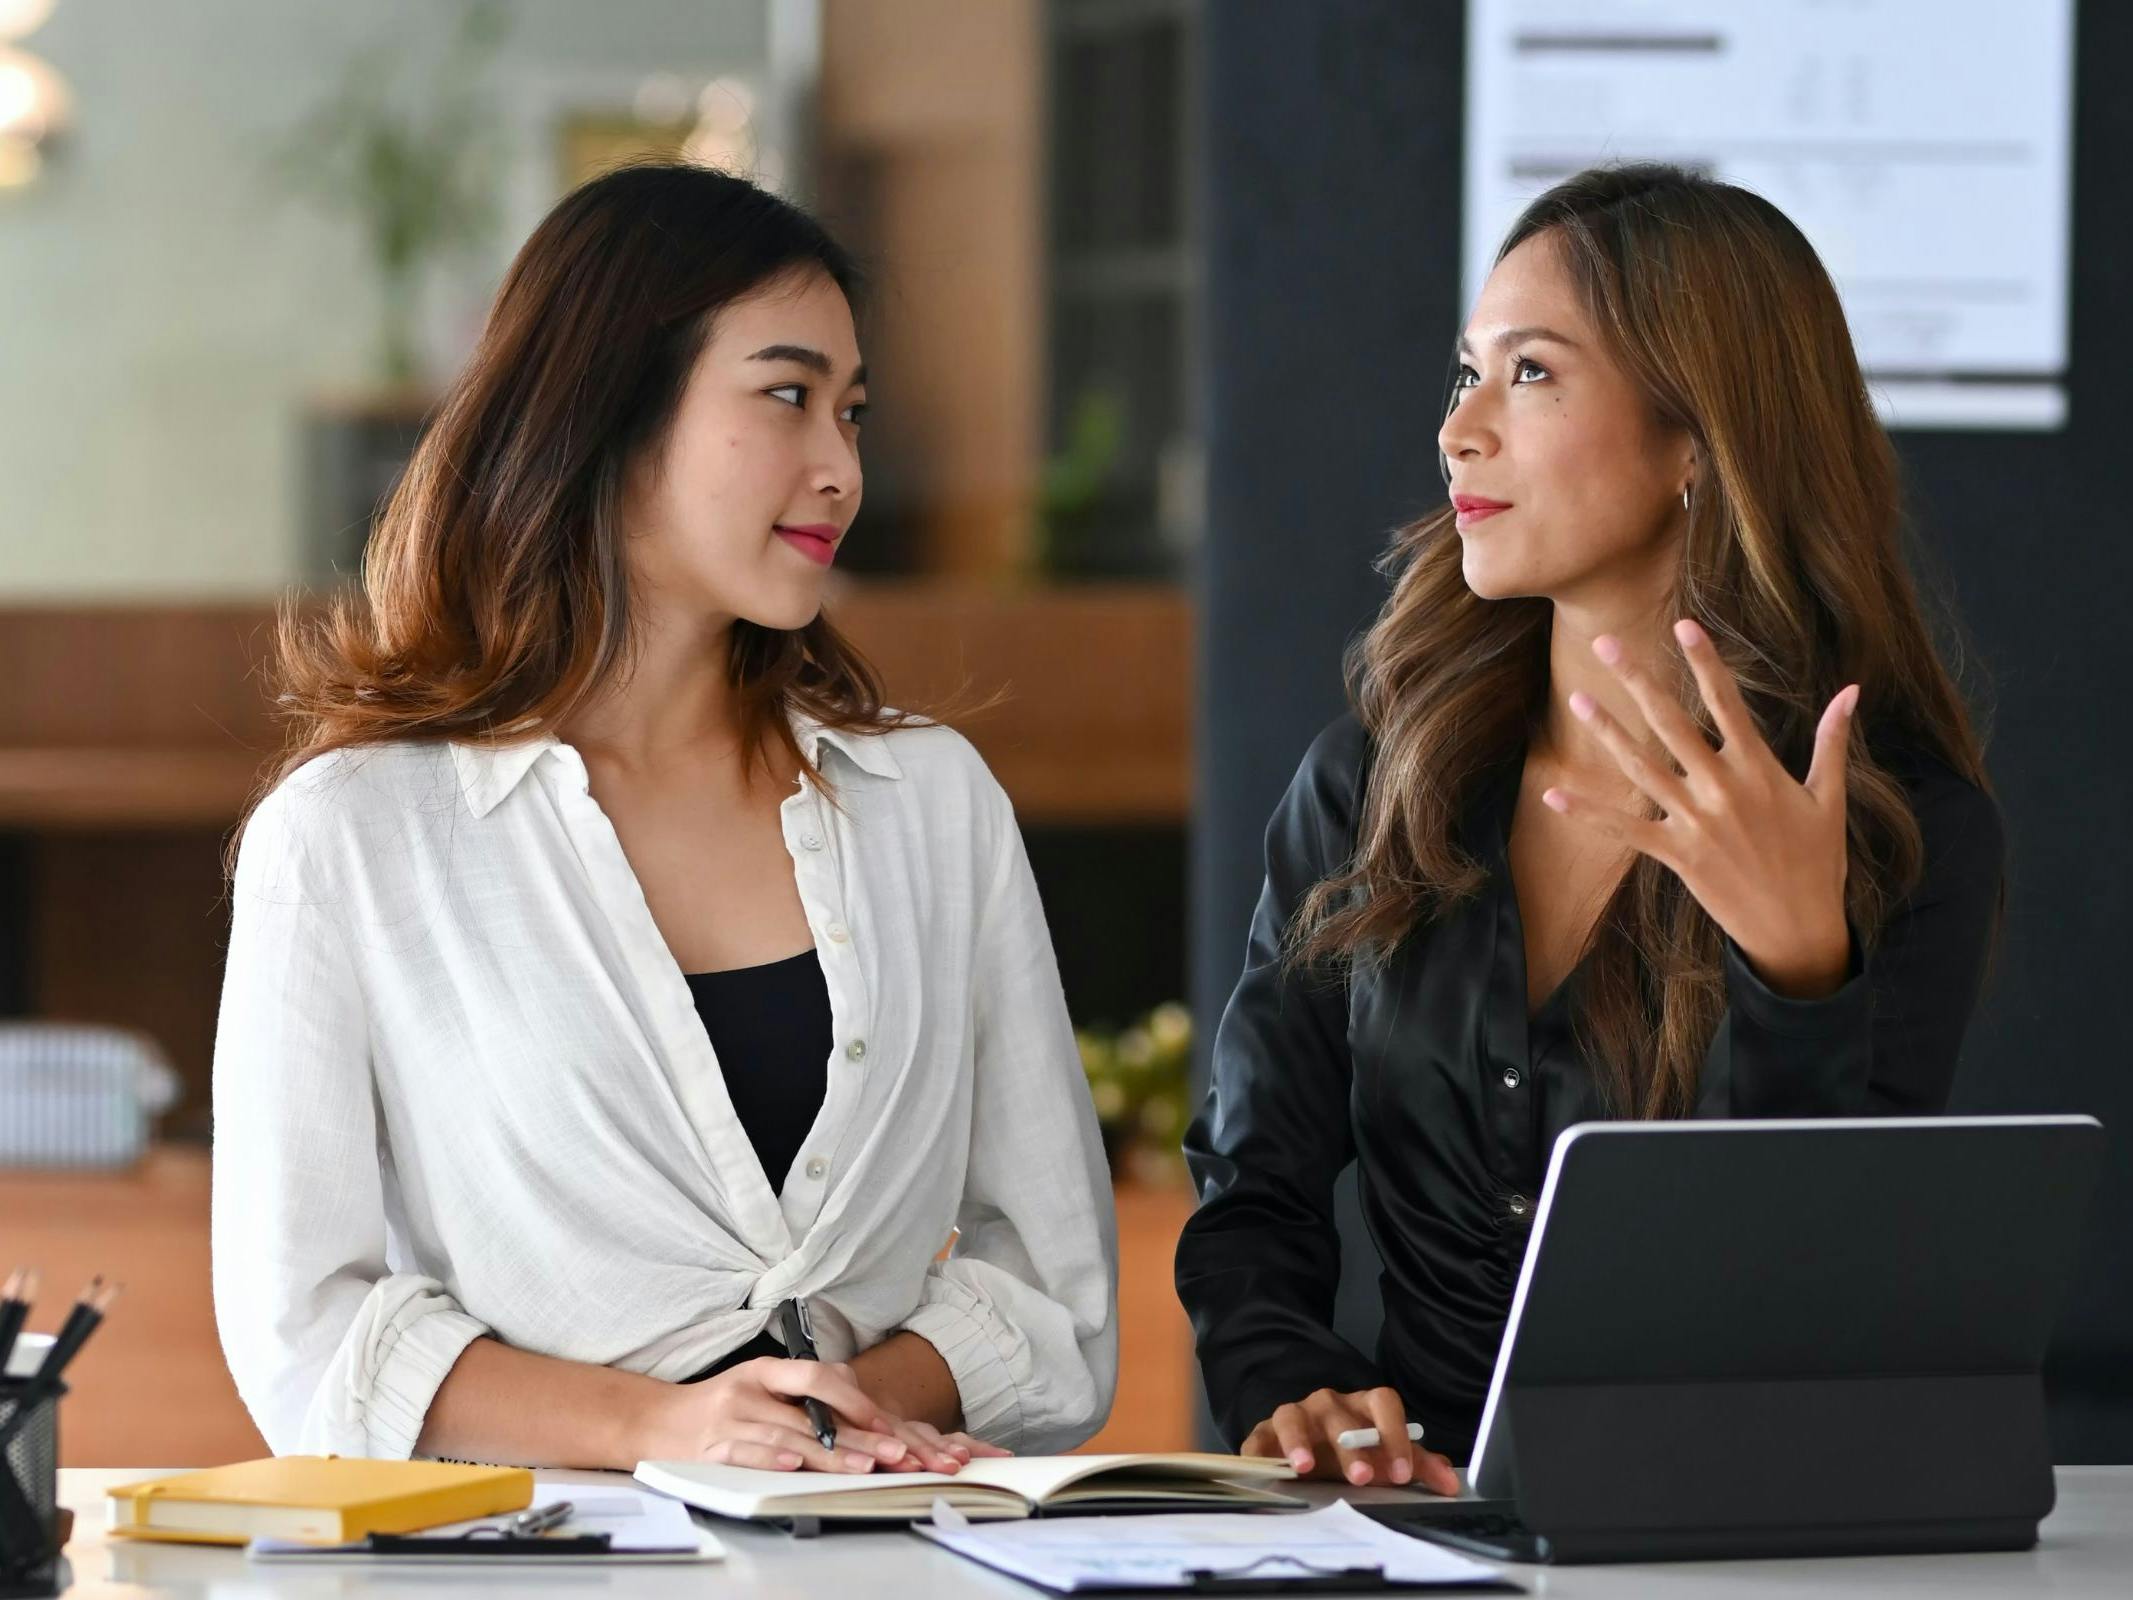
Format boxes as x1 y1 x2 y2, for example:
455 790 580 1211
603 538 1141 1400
1463 0 2076 430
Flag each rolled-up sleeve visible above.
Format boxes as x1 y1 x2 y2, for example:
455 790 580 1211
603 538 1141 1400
212 784 488 1458
901 791 1118 1454
1696 758 2005 1118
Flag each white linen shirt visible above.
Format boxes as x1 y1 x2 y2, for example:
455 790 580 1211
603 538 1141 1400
211 715 1118 1460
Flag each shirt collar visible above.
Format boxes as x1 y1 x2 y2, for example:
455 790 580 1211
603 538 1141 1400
1478 750 1527 860
793 712 905 783
450 735 555 819
450 712 903 819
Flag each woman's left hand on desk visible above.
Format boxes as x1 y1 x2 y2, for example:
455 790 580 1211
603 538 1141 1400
880 1417 1011 1474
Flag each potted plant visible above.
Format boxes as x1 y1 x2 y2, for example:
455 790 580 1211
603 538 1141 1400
274 2 508 581
1077 1001 1193 1184
274 0 509 388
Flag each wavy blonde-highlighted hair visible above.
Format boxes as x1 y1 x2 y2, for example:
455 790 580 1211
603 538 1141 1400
1290 163 1993 1118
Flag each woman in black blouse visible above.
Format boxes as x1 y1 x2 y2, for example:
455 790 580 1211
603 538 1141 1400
1175 164 2005 1497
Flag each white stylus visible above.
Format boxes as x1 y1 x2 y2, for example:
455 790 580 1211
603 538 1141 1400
1335 1422 1425 1449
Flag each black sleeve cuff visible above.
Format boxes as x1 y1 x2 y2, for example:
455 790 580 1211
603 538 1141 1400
1720 925 1869 1036
1699 927 1875 1117
1215 1348 1387 1451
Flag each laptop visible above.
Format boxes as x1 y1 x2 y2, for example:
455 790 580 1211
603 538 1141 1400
1367 1115 2105 1564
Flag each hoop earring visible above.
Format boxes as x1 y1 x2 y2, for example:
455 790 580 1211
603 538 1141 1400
1681 485 1692 512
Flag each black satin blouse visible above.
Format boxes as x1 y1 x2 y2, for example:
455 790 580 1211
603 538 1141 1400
1176 713 2005 1461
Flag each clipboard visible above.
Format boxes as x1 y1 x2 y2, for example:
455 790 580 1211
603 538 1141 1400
361 1531 614 1556
912 1500 1522 1593
249 1526 715 1565
247 1477 717 1566
1176 1553 1519 1592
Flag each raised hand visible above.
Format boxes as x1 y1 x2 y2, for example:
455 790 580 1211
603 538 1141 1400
1541 618 1857 1000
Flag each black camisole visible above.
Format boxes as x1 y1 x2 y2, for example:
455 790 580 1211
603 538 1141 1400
679 950 833 1383
682 949 832 1198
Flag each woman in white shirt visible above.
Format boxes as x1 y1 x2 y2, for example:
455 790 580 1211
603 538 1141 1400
212 163 1118 1473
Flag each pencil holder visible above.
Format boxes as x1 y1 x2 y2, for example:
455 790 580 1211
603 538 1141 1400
0 1377 61 1600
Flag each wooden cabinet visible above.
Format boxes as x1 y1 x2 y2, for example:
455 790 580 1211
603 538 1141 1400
0 1149 264 1467
1079 1177 1199 1454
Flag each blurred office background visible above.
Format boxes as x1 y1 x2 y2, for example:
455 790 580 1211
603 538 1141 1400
2 0 2126 1467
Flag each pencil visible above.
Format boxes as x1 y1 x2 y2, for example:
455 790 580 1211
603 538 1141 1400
0 1268 35 1371
0 1277 118 1454
34 1277 119 1383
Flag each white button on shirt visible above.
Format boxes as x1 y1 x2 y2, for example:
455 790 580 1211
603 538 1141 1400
211 715 1119 1461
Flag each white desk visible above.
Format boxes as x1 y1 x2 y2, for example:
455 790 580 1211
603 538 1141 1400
49 1466 2133 1597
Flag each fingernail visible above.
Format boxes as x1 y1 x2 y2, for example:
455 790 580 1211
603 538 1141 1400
878 1439 907 1459
1569 691 1595 720
779 1452 802 1468
845 1452 874 1470
1593 634 1622 664
1542 788 1568 813
1841 684 1860 717
1348 1462 1372 1485
1289 1450 1313 1472
1391 1457 1413 1484
1675 618 1705 647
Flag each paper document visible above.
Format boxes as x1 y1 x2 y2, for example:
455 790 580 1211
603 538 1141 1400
1461 0 2077 431
914 1499 1511 1592
250 1473 717 1563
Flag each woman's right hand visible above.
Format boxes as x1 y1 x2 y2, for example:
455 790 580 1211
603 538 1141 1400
635 1357 928 1474
1240 1386 1462 1495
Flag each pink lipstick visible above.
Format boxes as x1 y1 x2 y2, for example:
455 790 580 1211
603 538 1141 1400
1452 494 1511 530
775 523 840 565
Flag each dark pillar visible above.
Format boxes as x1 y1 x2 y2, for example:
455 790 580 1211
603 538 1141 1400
1195 0 1469 1403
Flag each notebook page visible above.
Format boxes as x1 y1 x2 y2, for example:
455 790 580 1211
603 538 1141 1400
949 1452 1295 1503
634 1460 1019 1518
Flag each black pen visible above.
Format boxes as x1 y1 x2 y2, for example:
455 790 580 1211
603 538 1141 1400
776 1297 837 1453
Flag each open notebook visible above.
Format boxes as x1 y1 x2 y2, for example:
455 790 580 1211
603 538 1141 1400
634 1453 1303 1524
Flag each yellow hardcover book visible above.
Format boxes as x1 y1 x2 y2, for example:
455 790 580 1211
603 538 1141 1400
106 1456 534 1546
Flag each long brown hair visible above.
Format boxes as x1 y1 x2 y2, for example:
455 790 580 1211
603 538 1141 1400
239 163 905 858
1291 163 1993 1118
